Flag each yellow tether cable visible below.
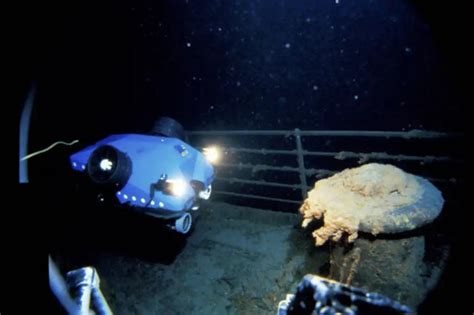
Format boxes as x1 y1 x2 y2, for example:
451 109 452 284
20 140 79 161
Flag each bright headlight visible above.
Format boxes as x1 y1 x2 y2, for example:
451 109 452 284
165 179 187 197
99 158 113 171
203 146 221 164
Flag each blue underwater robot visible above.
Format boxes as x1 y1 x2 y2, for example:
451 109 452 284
69 117 215 234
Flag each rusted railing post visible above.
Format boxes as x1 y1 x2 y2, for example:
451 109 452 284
294 128 308 200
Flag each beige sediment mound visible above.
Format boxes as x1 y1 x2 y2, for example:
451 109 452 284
300 163 444 246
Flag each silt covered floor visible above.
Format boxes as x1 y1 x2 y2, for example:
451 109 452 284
53 201 328 314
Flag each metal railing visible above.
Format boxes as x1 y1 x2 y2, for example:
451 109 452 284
186 129 462 207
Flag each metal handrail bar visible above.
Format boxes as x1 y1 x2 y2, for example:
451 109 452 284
215 177 305 190
213 190 301 204
187 129 460 138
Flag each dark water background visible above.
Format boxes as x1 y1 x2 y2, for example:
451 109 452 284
17 0 465 143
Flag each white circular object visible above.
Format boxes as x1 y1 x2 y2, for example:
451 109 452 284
72 162 77 167
99 159 113 171
81 165 86 170
199 185 212 200
159 201 164 208
123 194 128 199
140 198 146 204
150 200 156 206
132 196 137 201
175 213 192 234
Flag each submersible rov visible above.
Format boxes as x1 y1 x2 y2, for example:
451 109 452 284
69 117 216 234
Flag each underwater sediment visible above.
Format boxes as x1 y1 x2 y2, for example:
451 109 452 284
300 163 444 246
